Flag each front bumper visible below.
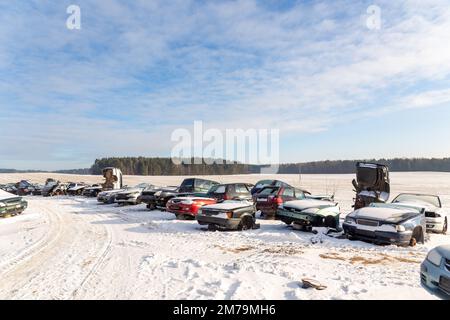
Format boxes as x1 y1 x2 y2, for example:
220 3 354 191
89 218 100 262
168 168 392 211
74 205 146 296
277 209 324 226
196 214 241 230
421 259 450 296
343 223 412 245
115 196 139 204
0 201 28 216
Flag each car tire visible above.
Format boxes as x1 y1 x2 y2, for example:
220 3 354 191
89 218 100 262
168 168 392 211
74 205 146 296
208 224 217 232
107 197 115 204
324 216 337 229
443 217 448 235
238 215 254 231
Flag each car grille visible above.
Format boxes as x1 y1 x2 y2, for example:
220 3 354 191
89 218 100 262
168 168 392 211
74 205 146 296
201 209 221 216
420 273 427 283
445 259 450 272
356 219 379 227
439 276 450 294
171 199 183 204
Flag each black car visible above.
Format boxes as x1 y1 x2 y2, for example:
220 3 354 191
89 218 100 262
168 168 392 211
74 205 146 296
146 186 179 210
206 183 252 202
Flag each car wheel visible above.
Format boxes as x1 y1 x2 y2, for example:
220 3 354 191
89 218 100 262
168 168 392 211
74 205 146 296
107 197 115 204
324 215 337 229
443 217 448 234
208 224 217 232
409 237 417 247
239 215 254 231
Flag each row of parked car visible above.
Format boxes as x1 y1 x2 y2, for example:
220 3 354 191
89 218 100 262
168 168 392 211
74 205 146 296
1 164 449 297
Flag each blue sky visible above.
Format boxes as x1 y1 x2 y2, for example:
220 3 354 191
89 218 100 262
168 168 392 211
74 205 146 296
1 0 450 170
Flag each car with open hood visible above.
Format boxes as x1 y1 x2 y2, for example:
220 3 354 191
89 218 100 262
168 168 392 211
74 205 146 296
343 203 426 246
42 179 66 197
0 190 28 218
352 162 390 209
277 198 340 231
166 196 217 219
115 183 154 205
391 193 447 234
421 245 450 297
196 201 258 231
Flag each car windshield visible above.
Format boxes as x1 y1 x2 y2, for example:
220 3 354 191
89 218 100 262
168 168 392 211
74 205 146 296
255 180 273 188
392 194 441 208
258 187 279 196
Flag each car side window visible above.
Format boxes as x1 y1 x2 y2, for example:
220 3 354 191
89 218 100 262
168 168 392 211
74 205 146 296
235 184 248 193
283 187 295 198
295 189 306 199
214 185 226 194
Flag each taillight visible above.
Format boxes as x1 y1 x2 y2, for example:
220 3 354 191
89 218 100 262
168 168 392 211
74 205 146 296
223 194 229 200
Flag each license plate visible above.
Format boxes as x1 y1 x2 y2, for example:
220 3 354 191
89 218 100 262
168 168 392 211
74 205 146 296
257 198 267 202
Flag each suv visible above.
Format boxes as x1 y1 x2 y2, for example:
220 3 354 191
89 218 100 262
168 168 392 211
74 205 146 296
255 185 308 219
178 178 219 193
206 183 252 202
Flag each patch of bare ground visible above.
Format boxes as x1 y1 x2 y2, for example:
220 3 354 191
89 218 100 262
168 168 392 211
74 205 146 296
215 244 303 255
320 252 421 265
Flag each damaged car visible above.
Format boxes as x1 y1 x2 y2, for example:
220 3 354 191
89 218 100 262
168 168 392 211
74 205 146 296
352 162 390 209
421 245 450 297
196 201 258 231
0 189 28 218
166 196 217 219
42 179 66 197
391 193 447 234
206 183 253 202
115 183 154 205
343 203 426 246
277 198 340 231
66 183 88 196
255 185 308 219
82 184 103 197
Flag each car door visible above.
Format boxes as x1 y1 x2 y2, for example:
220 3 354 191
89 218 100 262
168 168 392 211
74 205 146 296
280 186 296 202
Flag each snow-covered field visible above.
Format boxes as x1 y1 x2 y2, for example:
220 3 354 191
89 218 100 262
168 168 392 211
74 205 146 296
0 172 449 300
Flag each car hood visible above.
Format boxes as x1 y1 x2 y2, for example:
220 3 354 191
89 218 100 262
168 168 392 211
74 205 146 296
282 199 337 211
435 245 450 258
99 189 125 196
172 196 215 201
203 201 253 211
349 206 421 224
0 190 20 201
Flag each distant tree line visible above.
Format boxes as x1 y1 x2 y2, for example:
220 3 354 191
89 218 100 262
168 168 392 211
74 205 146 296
90 157 252 176
89 157 450 175
2 157 450 175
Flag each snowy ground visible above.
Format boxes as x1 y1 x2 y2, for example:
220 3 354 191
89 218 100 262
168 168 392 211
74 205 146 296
0 172 449 300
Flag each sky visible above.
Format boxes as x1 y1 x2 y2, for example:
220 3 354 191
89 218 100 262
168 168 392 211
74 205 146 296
1 0 450 170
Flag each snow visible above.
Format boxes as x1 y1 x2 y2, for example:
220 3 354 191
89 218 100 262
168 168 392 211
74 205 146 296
0 172 449 300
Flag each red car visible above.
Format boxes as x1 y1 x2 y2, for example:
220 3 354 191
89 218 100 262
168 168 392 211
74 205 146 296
255 185 309 219
166 196 217 219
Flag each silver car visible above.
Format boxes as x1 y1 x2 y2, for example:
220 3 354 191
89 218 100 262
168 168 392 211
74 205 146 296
421 245 450 297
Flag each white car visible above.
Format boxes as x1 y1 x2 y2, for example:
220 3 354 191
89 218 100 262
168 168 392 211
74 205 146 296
115 183 153 205
391 193 447 234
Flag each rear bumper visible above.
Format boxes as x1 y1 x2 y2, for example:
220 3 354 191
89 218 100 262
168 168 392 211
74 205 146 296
421 259 450 296
425 218 444 233
167 204 198 216
196 214 241 230
343 223 412 245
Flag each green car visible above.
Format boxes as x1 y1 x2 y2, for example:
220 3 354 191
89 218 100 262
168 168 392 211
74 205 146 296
277 199 340 230
0 190 28 218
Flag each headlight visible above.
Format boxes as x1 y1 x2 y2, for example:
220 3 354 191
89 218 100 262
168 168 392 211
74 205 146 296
396 225 406 232
197 208 202 215
155 191 162 196
426 249 442 266
0 202 5 208
345 216 355 223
